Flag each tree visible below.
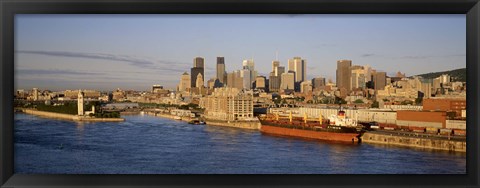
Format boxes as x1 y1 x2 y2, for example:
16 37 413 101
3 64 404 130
371 101 379 108
353 99 364 104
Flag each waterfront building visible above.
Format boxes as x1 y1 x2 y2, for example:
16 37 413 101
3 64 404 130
64 89 101 99
216 57 226 84
77 90 84 116
200 87 254 121
255 76 266 90
287 57 307 83
280 72 295 92
336 59 352 92
178 72 191 92
423 97 466 117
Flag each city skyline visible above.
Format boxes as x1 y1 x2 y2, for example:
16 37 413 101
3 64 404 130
15 14 466 91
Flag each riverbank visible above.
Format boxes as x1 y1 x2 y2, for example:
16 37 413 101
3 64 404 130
143 111 195 122
361 131 466 152
205 119 261 130
18 108 125 122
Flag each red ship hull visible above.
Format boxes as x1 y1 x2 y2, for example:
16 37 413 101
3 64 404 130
260 124 362 143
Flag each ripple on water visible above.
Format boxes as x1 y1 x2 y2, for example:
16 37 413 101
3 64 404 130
14 113 466 174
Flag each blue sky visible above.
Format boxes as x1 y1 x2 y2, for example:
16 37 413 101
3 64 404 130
15 14 466 91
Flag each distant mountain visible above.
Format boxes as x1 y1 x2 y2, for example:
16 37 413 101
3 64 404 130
414 68 466 82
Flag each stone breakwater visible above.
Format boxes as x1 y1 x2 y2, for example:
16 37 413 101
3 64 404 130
362 132 466 152
20 108 125 122
205 119 261 130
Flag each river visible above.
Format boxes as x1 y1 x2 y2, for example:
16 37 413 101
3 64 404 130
14 113 466 174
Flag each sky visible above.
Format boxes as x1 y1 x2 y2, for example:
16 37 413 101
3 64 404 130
15 14 466 91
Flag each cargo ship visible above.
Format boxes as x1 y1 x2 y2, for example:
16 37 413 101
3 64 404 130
258 108 366 143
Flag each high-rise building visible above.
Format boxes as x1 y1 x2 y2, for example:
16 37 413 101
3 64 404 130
373 71 387 90
312 77 326 89
351 66 366 89
191 57 205 88
196 73 204 88
255 76 266 90
272 60 280 76
216 57 226 84
241 69 251 90
178 72 191 92
336 59 352 91
191 67 203 88
193 57 205 68
242 59 257 90
269 72 281 92
280 72 295 91
287 57 307 83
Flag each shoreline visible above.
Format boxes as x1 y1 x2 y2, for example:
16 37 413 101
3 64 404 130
18 108 125 122
143 111 195 123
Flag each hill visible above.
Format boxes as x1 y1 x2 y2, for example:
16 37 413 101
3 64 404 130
414 68 466 82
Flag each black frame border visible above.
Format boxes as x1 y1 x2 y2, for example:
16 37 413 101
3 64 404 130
1 0 479 187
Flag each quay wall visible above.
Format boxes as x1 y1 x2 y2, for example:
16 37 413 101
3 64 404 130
21 109 124 122
362 132 466 152
205 119 261 130
144 111 194 122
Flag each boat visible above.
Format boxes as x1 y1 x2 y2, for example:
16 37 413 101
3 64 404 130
173 116 182 120
188 120 206 125
258 107 366 143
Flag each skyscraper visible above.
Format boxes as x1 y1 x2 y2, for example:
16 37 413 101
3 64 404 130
196 73 204 88
287 57 307 83
191 57 205 88
272 60 280 76
216 57 226 84
193 57 205 68
350 65 366 89
336 59 352 92
373 71 387 90
280 71 295 91
242 59 257 90
178 72 191 92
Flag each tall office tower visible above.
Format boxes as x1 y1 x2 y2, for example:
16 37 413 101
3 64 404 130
287 57 307 83
196 73 204 88
242 59 257 89
191 57 205 88
191 67 203 88
234 70 244 90
373 71 387 90
241 69 251 90
364 64 372 82
269 72 281 92
216 57 226 84
178 72 191 92
193 57 205 68
272 60 280 76
276 66 285 76
312 77 326 89
255 76 266 90
280 72 295 91
336 59 352 91
351 65 366 89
